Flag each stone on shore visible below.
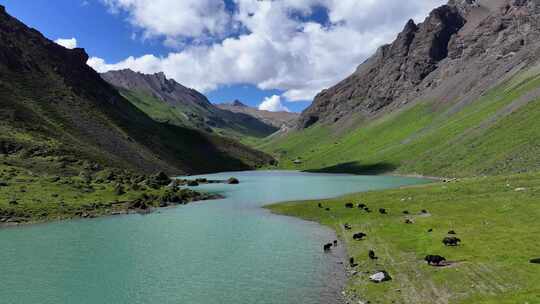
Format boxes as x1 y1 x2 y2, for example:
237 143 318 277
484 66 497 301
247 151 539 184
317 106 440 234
227 177 240 184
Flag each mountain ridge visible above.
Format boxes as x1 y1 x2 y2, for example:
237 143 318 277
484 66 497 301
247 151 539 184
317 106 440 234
298 0 540 130
264 0 540 177
101 69 279 139
0 6 272 175
216 100 299 129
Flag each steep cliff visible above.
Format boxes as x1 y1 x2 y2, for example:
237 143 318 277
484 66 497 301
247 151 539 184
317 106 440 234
266 0 540 177
298 0 540 129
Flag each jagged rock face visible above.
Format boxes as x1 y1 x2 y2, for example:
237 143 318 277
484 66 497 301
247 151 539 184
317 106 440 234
101 69 212 110
298 0 540 129
217 101 299 129
101 69 278 137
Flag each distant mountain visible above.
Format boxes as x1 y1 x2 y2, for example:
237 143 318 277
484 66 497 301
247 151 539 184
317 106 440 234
0 5 272 175
217 100 299 129
226 100 249 107
265 0 540 177
101 70 278 139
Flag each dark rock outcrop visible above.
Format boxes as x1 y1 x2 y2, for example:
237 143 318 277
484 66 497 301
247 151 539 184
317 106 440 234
298 0 540 129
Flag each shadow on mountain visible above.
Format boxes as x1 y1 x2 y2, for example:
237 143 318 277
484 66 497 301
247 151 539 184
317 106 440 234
305 162 397 175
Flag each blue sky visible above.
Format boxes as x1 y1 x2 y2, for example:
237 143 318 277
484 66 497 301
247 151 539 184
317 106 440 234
0 0 310 111
0 0 443 112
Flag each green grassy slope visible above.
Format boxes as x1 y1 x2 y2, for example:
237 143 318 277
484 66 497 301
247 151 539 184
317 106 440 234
119 89 277 142
0 7 273 176
261 71 540 177
268 172 540 304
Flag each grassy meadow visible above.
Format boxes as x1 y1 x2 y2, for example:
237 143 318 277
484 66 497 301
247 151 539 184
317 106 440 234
260 71 540 177
0 152 210 225
268 172 540 303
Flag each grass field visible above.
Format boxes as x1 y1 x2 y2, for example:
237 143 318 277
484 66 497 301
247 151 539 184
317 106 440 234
0 153 210 225
260 70 540 177
268 172 540 304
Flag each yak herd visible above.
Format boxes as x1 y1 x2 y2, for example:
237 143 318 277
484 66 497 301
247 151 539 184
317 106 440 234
318 200 471 281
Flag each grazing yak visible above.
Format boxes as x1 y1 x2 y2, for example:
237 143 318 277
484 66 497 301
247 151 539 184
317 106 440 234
364 207 372 213
333 240 338 247
349 257 358 267
323 243 333 251
404 219 414 224
345 203 354 208
318 203 323 208
421 209 428 214
427 228 434 233
448 230 457 235
379 208 387 214
343 223 352 230
353 232 367 240
403 210 410 215
443 236 461 246
530 258 540 264
425 255 446 266
325 208 331 211
369 250 378 260
358 203 367 209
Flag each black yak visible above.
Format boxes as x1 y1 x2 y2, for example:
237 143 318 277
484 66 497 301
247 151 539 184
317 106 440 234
353 232 367 240
443 237 461 246
425 255 446 266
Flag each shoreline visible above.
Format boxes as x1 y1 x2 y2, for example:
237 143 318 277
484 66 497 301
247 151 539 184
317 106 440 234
264 179 443 304
0 193 224 229
265 172 540 303
265 206 350 304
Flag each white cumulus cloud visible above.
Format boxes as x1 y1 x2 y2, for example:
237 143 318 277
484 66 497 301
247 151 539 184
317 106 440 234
91 0 446 102
101 0 230 39
55 37 78 49
258 95 290 112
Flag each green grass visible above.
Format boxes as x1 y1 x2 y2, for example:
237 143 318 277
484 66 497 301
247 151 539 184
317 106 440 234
120 89 276 142
268 172 540 304
261 71 540 177
121 89 193 127
0 153 211 224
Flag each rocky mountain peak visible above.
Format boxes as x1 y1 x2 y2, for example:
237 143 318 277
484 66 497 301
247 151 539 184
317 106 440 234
298 0 540 130
229 100 248 107
101 69 213 109
298 3 466 129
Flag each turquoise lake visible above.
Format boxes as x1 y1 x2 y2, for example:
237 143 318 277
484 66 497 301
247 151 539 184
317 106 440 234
0 171 429 304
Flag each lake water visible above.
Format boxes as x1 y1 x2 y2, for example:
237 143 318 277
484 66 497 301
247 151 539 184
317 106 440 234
0 171 429 304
